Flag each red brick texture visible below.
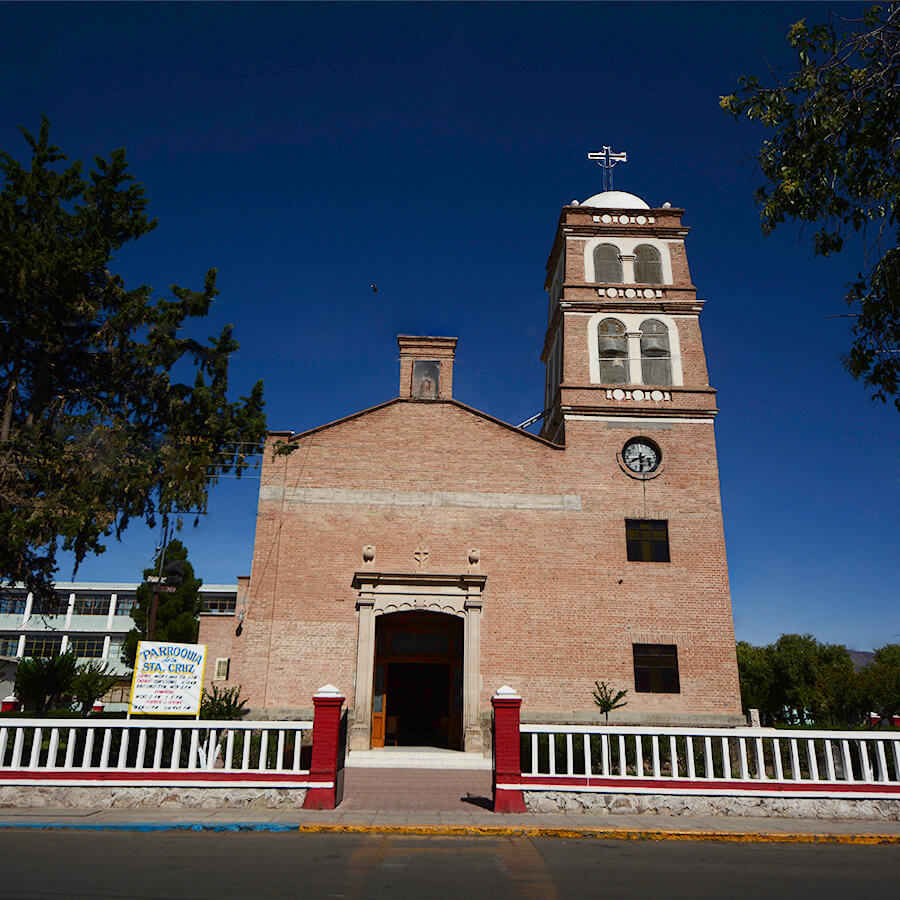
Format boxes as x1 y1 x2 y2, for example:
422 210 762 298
302 690 345 810
492 693 527 813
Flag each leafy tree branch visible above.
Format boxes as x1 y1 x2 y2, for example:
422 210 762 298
721 4 900 408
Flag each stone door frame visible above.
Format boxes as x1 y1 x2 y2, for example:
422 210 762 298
349 571 486 752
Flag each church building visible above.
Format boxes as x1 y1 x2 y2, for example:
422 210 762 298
200 183 744 753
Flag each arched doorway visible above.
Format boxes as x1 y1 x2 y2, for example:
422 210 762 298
371 612 463 749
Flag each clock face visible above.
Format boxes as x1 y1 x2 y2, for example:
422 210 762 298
623 438 661 473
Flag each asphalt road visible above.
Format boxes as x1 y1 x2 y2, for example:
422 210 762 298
1 831 898 899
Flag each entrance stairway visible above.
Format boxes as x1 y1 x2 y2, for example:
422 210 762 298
340 747 493 812
345 746 492 770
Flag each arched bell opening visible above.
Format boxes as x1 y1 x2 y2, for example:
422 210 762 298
371 611 464 750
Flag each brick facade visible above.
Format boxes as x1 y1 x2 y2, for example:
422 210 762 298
200 191 743 743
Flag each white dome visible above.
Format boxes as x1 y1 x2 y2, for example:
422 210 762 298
580 190 650 210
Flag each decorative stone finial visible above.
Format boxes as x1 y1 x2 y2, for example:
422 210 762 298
315 684 342 697
494 685 520 698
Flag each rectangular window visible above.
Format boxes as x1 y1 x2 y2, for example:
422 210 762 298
67 636 106 658
23 635 64 658
0 636 20 657
115 594 137 615
201 593 237 613
625 519 670 562
633 644 680 693
0 593 28 615
73 595 111 616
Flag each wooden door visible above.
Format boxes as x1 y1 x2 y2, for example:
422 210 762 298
371 663 386 748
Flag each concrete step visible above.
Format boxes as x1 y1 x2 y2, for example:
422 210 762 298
340 767 494 810
345 746 492 770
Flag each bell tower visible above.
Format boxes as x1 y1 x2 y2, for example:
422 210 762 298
539 186 717 444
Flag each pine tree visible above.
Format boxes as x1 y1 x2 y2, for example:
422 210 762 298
0 118 266 608
121 539 202 668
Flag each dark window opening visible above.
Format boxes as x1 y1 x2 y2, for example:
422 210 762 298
593 244 623 283
201 593 237 613
73 595 111 616
23 635 64 658
625 519 670 562
633 643 680 693
634 244 663 284
0 593 28 615
68 636 105 658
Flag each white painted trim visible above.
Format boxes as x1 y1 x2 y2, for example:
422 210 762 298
261 485 582 511
581 237 678 285
502 783 900 800
0 778 320 788
565 415 714 424
585 312 684 386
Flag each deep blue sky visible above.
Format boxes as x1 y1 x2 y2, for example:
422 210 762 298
3 3 896 650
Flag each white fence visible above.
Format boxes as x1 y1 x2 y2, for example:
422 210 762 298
0 718 314 788
517 724 900 799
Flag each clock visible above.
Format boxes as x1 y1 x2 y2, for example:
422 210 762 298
622 438 661 474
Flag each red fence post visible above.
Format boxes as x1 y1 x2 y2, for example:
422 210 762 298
302 685 345 810
492 686 527 813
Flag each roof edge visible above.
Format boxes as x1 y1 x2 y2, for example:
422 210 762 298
277 398 564 449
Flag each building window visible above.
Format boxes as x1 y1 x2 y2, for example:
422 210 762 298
108 637 125 663
634 244 663 283
202 593 237 613
73 595 111 616
633 644 680 693
0 636 20 657
640 319 672 386
625 519 670 562
598 318 629 384
67 636 106 658
593 244 623 283
23 635 64 658
115 595 137 615
0 593 28 615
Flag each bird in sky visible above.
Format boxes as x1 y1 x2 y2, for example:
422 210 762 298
370 284 379 293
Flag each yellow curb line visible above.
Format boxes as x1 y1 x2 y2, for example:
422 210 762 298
294 824 900 844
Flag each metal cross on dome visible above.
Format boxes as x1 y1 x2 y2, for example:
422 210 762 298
587 145 628 192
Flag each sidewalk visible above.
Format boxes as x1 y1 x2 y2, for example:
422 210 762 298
2 767 898 841
1 805 899 842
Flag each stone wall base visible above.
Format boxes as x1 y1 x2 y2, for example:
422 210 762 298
0 786 308 810
524 791 900 821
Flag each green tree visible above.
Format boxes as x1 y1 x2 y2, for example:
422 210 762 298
0 118 266 609
735 640 777 721
721 5 900 408
591 679 628 725
814 642 866 727
71 661 121 717
121 539 202 668
863 643 900 724
737 635 867 726
14 650 78 715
